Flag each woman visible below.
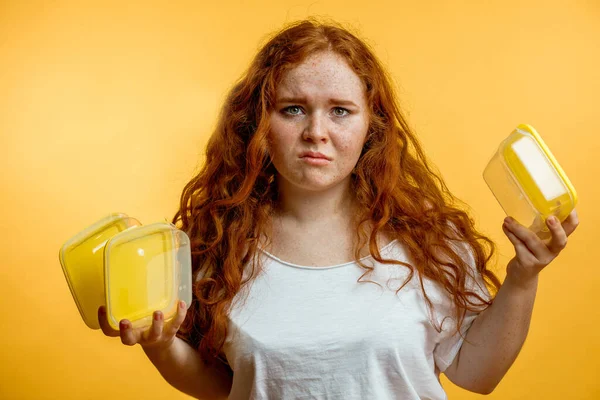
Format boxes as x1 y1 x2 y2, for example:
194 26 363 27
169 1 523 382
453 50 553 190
98 19 579 399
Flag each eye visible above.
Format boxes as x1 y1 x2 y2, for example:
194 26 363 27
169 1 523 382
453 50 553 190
283 106 303 115
332 107 350 117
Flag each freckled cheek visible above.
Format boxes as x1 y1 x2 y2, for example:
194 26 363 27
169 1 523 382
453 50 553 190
336 139 351 152
272 142 299 170
336 140 363 158
268 129 295 160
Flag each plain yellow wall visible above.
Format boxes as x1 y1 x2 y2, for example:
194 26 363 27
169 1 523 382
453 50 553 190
1 1 599 399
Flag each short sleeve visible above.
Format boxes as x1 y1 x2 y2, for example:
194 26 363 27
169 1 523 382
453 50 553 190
431 240 491 373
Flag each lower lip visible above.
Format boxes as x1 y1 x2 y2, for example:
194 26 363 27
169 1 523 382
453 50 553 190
301 156 330 166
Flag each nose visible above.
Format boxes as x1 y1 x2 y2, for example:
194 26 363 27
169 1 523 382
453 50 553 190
302 112 328 143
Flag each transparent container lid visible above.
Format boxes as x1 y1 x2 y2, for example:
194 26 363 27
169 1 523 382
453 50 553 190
59 213 142 329
103 222 192 330
484 124 578 233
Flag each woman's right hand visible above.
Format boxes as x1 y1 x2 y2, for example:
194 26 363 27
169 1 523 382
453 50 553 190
97 301 187 351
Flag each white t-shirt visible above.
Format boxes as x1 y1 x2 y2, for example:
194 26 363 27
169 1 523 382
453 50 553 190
222 238 489 399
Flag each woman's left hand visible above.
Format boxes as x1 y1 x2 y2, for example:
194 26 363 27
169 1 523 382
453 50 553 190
502 209 579 287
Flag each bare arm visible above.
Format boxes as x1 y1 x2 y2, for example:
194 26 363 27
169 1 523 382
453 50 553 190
99 302 233 400
142 337 233 400
444 211 578 394
444 273 537 394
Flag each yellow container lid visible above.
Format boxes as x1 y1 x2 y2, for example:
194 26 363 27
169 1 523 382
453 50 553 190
500 124 578 220
103 222 192 330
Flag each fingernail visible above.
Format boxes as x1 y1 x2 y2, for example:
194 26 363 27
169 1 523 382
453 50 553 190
549 216 558 225
179 300 186 309
120 321 128 330
99 307 105 315
154 312 163 321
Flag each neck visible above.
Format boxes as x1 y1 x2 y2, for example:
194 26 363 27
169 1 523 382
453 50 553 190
273 177 358 226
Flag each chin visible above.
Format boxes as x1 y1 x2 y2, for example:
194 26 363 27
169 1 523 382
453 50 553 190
296 177 348 192
278 170 352 192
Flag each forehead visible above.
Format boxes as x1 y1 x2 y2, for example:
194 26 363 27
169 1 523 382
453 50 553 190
275 52 365 100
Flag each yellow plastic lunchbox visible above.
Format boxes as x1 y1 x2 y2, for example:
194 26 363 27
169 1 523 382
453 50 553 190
59 215 192 331
59 213 142 329
103 222 192 331
483 124 578 235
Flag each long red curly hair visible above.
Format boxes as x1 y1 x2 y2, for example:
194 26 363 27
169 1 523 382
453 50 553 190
173 18 501 366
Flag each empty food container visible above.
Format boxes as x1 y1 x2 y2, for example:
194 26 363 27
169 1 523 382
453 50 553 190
59 213 142 329
103 222 192 331
483 124 578 235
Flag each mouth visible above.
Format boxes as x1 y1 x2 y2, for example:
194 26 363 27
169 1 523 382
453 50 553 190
300 155 331 166
300 151 331 161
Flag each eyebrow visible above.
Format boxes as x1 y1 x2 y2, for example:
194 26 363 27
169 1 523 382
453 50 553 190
276 97 359 108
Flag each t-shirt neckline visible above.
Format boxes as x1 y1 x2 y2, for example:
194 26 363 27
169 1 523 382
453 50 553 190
257 238 398 270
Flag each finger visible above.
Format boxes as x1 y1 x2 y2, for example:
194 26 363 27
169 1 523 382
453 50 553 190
144 311 164 342
165 300 188 336
98 307 120 337
120 320 139 346
561 209 579 237
504 217 548 260
502 223 534 262
546 216 568 254
535 228 552 241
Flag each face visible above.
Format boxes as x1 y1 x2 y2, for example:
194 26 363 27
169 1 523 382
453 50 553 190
268 51 370 193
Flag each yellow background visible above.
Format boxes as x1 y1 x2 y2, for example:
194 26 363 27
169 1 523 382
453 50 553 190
1 1 599 399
